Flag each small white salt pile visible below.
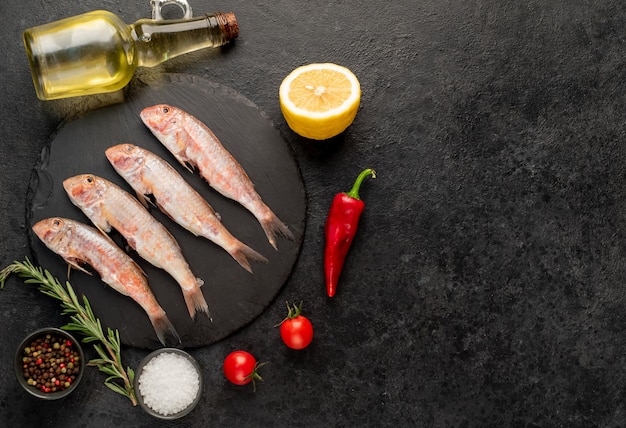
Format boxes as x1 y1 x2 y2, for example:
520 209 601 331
138 352 200 416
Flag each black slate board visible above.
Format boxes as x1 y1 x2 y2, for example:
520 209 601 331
26 74 306 349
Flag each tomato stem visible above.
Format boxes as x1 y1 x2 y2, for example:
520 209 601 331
287 301 303 319
275 301 304 327
245 361 268 392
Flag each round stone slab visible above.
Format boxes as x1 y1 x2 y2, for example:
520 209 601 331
27 74 306 349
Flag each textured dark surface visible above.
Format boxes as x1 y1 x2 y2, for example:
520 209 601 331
3 0 626 427
28 74 306 349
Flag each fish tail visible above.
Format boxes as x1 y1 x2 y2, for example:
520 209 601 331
230 243 269 273
259 212 294 250
148 312 181 346
183 282 211 320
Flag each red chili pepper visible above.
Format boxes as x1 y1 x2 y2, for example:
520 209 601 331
324 168 376 297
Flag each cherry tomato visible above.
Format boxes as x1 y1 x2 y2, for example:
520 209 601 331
223 350 264 389
277 302 314 350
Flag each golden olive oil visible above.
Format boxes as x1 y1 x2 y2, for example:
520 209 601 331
23 10 238 100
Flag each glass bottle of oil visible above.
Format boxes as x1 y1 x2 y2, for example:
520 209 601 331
23 10 239 100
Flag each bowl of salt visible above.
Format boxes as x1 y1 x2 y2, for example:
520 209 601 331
134 348 202 419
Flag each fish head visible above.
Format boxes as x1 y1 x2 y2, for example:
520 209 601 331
62 174 113 233
32 217 72 254
140 104 182 135
63 174 107 209
140 104 190 165
105 144 146 176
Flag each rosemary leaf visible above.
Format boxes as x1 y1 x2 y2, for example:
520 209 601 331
105 381 130 396
100 366 122 377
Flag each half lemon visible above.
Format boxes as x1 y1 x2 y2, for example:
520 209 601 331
279 63 361 140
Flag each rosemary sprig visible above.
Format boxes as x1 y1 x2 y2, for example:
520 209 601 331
0 258 137 406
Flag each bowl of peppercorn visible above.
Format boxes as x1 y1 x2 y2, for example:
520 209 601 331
15 327 85 399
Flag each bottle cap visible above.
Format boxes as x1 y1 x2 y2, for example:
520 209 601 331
216 12 239 41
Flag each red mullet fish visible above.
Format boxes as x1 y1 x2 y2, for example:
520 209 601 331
33 217 180 345
140 104 294 250
105 143 268 272
63 174 210 320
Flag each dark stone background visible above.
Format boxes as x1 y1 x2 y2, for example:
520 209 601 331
2 0 626 426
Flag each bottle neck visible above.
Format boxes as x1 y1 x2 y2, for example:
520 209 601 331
130 12 238 68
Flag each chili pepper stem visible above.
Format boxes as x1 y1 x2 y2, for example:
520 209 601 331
345 168 376 200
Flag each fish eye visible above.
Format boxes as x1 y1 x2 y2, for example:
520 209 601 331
125 145 134 152
162 106 170 114
86 176 94 183
52 219 61 227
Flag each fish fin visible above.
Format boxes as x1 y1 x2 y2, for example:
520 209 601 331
230 243 269 273
93 222 111 238
97 227 123 247
183 281 212 321
66 258 92 276
259 212 295 250
183 161 195 174
135 191 153 210
86 209 112 234
170 153 195 173
148 311 181 346
130 259 148 277
155 201 178 224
